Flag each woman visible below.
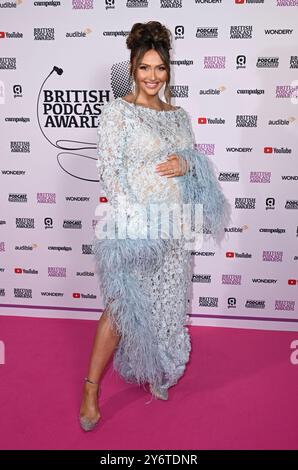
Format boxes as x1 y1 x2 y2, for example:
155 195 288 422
79 21 230 432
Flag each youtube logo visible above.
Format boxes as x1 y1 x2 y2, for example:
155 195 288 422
198 117 207 124
226 252 235 258
264 147 273 154
73 293 81 298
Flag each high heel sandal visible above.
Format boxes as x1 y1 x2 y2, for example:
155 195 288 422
149 382 169 401
79 377 101 432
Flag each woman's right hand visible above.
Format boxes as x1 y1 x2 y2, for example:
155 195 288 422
155 154 189 178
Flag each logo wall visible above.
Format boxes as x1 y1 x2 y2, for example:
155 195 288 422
0 0 297 330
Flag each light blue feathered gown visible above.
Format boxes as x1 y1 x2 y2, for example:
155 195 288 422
92 97 231 395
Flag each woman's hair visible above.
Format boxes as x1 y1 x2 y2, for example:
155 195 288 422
126 21 173 105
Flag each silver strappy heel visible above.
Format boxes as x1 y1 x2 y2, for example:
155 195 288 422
79 377 101 431
149 382 169 401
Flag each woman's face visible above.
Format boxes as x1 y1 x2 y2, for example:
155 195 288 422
134 49 168 99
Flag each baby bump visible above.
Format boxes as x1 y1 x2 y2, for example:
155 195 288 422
127 162 181 206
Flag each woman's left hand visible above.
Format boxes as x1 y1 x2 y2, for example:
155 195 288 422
155 154 189 178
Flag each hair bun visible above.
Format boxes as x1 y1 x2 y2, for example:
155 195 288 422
126 21 172 51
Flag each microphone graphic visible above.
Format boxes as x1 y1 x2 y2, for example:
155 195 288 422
53 66 63 76
37 65 99 182
37 61 132 182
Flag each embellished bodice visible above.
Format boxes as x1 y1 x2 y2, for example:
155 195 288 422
96 96 195 210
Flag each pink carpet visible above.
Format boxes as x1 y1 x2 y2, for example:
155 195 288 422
0 315 297 450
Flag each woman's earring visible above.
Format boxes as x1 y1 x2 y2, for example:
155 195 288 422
160 82 166 101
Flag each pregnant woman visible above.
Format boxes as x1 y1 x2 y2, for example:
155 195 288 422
79 21 230 432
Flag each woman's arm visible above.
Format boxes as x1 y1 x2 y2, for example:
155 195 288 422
176 146 232 245
96 101 128 207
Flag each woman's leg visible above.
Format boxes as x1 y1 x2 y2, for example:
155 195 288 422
79 303 121 420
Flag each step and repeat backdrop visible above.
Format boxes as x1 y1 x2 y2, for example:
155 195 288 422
0 0 297 331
